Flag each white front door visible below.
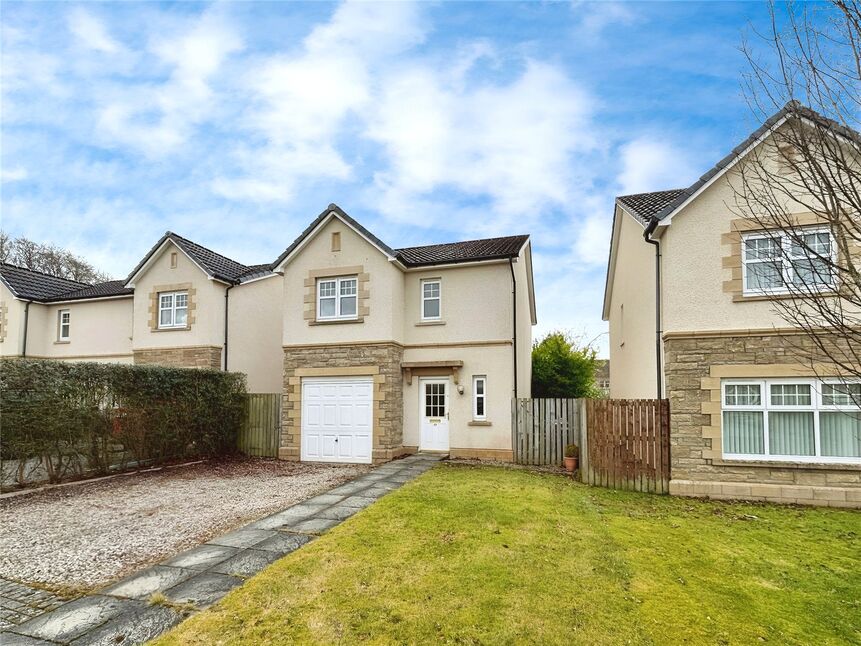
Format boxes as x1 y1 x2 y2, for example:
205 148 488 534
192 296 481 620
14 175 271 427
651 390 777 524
420 378 450 451
301 377 373 464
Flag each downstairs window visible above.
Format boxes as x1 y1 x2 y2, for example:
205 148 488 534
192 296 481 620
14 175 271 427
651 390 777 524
722 378 861 464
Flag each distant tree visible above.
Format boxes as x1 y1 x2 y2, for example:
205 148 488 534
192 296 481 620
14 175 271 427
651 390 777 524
0 232 110 284
531 331 600 398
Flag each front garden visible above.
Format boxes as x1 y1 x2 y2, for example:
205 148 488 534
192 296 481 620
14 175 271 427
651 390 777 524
155 464 860 645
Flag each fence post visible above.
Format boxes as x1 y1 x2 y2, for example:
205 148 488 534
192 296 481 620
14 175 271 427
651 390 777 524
579 398 588 483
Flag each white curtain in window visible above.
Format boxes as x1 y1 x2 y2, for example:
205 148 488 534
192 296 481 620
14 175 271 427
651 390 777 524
769 412 815 456
723 412 764 454
820 412 861 458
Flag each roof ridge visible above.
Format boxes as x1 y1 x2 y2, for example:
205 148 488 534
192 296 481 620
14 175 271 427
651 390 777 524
166 232 252 271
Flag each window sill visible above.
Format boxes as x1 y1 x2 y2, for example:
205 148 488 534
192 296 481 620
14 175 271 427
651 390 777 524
415 320 446 327
152 326 191 332
734 290 837 303
54 340 70 345
713 459 860 471
309 317 364 326
468 420 492 426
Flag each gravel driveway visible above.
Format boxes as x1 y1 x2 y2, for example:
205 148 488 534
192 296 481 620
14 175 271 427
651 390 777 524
0 458 370 591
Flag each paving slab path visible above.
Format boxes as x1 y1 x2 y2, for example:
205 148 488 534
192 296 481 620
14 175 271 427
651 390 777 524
0 454 442 646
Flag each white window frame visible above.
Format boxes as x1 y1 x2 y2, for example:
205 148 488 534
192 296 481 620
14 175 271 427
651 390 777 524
741 227 836 296
420 278 441 321
473 375 487 420
721 377 861 465
58 309 70 341
158 290 189 329
316 276 358 321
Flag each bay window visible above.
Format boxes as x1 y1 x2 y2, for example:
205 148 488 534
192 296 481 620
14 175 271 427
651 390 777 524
722 378 861 463
742 228 835 295
317 276 357 320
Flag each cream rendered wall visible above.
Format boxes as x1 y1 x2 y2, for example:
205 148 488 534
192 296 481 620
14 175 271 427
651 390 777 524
26 298 133 362
0 283 25 357
132 241 227 351
661 152 813 333
228 275 283 392
402 344 513 452
281 218 403 346
607 207 657 398
402 262 512 344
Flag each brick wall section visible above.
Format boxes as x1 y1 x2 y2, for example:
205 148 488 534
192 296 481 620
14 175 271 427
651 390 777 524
133 346 222 369
665 332 860 508
280 343 405 464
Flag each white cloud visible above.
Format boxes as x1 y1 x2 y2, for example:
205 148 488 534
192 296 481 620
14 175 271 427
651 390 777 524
96 9 243 157
617 137 696 195
68 8 123 54
570 1 637 38
213 1 427 203
1 166 28 182
365 57 596 228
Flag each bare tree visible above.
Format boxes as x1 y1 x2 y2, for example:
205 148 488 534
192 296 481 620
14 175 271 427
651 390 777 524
733 1 861 402
0 232 111 284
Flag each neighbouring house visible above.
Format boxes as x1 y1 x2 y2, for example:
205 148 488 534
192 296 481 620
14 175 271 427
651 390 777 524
594 360 610 396
1 204 536 464
603 104 860 507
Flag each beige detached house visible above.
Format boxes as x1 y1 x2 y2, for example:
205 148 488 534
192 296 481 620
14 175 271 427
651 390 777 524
603 104 860 507
1 204 536 465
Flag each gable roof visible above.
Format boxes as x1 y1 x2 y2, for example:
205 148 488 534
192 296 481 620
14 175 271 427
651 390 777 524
273 203 530 271
648 101 860 225
616 189 686 225
125 231 257 287
395 235 529 267
0 263 92 301
272 204 397 270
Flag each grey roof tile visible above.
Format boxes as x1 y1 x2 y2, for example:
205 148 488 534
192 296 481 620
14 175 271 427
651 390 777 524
0 264 91 301
616 189 686 225
395 235 529 267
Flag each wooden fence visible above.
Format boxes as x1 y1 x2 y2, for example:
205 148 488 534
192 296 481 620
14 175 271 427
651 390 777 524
511 398 582 466
238 393 281 458
582 398 670 493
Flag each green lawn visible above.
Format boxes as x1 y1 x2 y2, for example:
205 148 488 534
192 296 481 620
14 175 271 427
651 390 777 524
155 464 860 645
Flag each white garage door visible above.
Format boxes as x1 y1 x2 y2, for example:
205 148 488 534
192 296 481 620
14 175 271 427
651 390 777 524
301 377 373 464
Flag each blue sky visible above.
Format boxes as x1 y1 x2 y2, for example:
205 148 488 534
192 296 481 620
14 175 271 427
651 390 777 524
1 1 784 356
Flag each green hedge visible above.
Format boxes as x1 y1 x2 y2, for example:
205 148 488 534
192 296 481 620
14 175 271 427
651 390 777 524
0 359 247 486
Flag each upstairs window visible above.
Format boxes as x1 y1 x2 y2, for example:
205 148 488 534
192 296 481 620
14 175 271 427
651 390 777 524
58 309 70 341
742 228 834 295
421 279 441 320
158 291 188 329
473 375 487 420
317 276 357 320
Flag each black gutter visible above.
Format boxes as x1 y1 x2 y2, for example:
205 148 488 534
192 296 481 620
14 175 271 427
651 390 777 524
509 258 518 397
643 218 662 398
22 301 31 357
223 284 234 371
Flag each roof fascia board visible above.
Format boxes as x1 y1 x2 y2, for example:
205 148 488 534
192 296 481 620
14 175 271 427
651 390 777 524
661 114 789 225
400 258 512 272
125 238 213 288
273 211 397 272
237 272 279 285
44 294 134 305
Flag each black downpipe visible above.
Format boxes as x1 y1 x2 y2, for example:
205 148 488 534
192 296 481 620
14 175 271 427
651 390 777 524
22 301 30 357
643 218 663 398
223 284 234 371
509 258 518 397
